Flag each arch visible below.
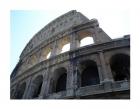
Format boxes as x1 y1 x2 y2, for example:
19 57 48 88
52 67 67 93
110 54 130 81
41 46 52 61
30 54 37 65
80 36 94 47
79 60 100 87
58 36 70 54
61 43 70 53
31 75 43 98
48 78 55 94
16 82 26 99
56 73 67 92
46 51 51 59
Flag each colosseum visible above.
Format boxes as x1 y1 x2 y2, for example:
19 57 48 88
10 10 130 99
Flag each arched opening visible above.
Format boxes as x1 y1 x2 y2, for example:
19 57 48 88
16 82 26 99
48 78 55 94
53 67 67 93
56 73 67 92
110 54 130 81
31 75 43 98
80 36 94 47
57 36 70 54
40 46 52 61
80 60 100 87
61 43 70 53
30 54 37 66
46 51 51 59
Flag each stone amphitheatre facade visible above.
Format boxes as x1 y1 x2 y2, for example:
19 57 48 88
10 10 130 99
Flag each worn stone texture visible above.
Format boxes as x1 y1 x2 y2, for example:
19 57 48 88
10 10 130 99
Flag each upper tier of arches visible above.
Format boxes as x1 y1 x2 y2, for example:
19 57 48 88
11 11 112 78
20 10 89 58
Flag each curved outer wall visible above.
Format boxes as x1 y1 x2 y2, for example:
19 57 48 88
11 10 130 99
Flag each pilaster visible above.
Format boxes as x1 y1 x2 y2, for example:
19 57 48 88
50 40 59 57
70 32 80 50
98 51 113 83
22 78 32 99
38 69 49 98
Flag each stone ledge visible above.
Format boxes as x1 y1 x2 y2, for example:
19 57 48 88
43 80 130 99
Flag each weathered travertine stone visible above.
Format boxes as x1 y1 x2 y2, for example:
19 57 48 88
11 10 130 99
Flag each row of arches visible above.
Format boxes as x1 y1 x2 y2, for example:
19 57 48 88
60 36 94 53
80 60 100 87
28 36 94 66
11 53 130 99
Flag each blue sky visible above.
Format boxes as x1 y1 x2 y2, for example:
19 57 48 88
11 10 67 72
11 10 130 72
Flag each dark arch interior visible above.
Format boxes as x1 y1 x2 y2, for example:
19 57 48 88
110 54 130 81
56 73 67 92
81 60 100 87
53 67 67 93
49 79 55 94
16 82 26 99
32 75 43 98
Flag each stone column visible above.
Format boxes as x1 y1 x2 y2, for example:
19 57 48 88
23 77 33 99
66 62 74 98
67 61 79 89
50 40 59 57
66 55 80 98
66 64 74 90
70 32 80 50
96 63 104 83
38 69 49 99
98 51 113 83
41 68 54 98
